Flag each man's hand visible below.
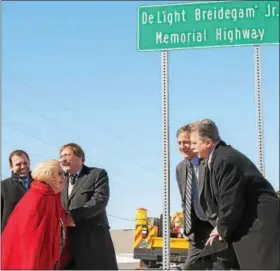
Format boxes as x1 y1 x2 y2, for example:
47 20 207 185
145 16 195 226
205 226 222 246
66 213 76 227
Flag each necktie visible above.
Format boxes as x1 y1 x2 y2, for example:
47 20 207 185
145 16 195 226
183 161 193 235
68 174 77 197
69 174 77 185
20 179 28 190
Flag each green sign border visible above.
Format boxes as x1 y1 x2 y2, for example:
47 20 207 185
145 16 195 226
136 0 280 52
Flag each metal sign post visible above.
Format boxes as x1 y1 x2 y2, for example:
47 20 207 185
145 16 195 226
254 45 265 177
137 1 279 267
161 50 170 270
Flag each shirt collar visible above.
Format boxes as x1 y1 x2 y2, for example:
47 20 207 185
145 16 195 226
72 167 82 177
12 171 31 183
19 176 30 183
65 167 82 177
75 168 82 176
208 143 218 169
190 156 199 168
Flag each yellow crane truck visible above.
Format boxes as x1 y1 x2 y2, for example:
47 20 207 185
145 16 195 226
133 208 189 269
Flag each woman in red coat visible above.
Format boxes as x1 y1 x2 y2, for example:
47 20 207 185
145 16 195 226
1 159 71 270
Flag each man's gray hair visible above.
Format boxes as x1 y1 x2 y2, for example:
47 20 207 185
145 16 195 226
176 124 192 138
190 119 221 142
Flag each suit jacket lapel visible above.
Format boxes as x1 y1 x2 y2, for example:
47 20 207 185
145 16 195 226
62 177 69 209
68 174 87 201
12 179 26 193
209 140 226 170
199 159 211 215
11 172 32 193
202 162 219 223
198 159 207 198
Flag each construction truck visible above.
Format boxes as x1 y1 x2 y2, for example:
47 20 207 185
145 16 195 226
133 208 189 269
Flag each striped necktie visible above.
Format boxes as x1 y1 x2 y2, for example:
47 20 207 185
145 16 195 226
183 161 193 235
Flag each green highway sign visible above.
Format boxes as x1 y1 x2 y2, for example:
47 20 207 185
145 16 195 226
137 1 280 51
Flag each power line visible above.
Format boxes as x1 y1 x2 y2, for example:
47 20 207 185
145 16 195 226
2 81 160 221
108 214 134 222
4 97 159 190
2 131 136 221
13 81 161 177
2 118 156 192
2 122 57 150
2 123 133 190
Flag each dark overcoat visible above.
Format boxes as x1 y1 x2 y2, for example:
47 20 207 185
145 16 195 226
201 141 280 269
62 165 118 270
1 172 31 231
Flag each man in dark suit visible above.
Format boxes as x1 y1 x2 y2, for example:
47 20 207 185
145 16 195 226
60 143 118 270
176 125 235 270
190 119 280 269
1 150 32 231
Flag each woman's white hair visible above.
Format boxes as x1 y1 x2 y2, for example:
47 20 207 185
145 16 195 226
31 159 60 183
